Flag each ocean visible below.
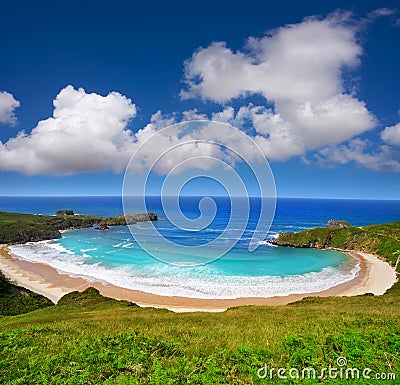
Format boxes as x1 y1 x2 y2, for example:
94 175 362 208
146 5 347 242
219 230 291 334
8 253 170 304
2 196 400 299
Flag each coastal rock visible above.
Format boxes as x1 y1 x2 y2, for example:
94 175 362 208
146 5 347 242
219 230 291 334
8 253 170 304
56 209 74 216
122 212 158 225
326 219 352 229
0 210 159 244
95 224 109 231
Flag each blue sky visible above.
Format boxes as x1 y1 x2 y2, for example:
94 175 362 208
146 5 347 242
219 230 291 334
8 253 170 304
0 0 399 199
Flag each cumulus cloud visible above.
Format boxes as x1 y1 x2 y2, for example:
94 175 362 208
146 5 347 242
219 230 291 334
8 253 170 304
123 98 378 173
127 111 229 175
180 13 376 160
381 123 400 146
0 11 395 176
316 139 400 172
0 89 244 176
207 99 373 161
0 91 20 125
182 13 361 103
0 86 136 175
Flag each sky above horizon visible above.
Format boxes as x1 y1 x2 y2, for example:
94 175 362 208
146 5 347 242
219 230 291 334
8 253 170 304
0 0 399 199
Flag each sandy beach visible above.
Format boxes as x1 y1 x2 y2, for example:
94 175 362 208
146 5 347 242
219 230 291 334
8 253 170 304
0 244 397 312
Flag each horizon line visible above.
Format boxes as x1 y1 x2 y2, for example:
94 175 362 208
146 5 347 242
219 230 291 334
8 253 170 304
0 195 399 201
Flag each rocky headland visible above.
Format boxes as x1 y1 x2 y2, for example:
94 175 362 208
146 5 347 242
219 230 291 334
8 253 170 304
0 210 158 244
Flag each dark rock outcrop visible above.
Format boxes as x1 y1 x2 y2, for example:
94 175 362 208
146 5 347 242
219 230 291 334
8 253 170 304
95 224 109 231
123 212 158 225
326 219 352 229
56 210 74 216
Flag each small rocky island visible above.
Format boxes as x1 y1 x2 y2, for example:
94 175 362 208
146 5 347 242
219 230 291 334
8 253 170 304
124 212 158 224
326 219 352 229
56 209 75 216
94 212 158 230
95 224 109 231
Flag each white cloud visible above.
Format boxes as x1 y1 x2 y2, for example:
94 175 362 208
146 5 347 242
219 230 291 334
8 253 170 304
182 14 361 103
208 100 375 161
181 109 208 121
367 8 397 20
0 91 238 176
276 95 375 147
128 112 225 175
181 13 376 160
381 123 400 146
0 91 20 125
0 87 394 176
211 104 303 160
0 85 137 175
317 139 400 172
0 12 394 176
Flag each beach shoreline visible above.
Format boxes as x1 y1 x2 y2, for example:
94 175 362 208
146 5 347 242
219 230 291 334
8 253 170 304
0 244 397 312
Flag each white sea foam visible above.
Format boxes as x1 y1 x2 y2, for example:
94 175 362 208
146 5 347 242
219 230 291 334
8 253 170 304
46 242 75 255
257 240 278 247
121 243 134 248
9 242 360 300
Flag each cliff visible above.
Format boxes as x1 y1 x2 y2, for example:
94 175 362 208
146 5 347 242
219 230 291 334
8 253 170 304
0 271 54 316
0 211 158 244
272 220 400 269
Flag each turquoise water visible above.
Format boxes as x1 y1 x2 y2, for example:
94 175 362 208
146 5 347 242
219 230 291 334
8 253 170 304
5 195 396 298
7 196 362 298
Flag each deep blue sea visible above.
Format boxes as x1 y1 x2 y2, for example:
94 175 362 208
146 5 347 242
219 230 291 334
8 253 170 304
2 196 400 299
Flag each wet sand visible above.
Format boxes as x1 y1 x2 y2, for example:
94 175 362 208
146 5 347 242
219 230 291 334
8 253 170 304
0 245 397 312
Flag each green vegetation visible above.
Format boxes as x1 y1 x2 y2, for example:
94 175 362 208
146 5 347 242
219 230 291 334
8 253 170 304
0 286 399 384
0 272 53 316
333 220 352 227
273 221 400 268
0 211 155 244
326 219 352 229
0 220 399 383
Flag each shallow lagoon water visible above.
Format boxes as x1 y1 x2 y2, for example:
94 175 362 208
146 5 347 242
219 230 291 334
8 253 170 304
6 196 375 299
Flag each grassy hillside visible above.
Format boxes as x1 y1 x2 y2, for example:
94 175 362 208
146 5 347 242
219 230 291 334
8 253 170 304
0 211 155 244
0 220 399 383
0 286 399 384
0 272 54 316
273 221 400 268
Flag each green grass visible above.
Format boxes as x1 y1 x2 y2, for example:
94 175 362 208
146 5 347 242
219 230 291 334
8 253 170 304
0 286 399 384
0 220 399 383
0 272 54 316
0 210 158 244
0 211 127 244
273 221 400 268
